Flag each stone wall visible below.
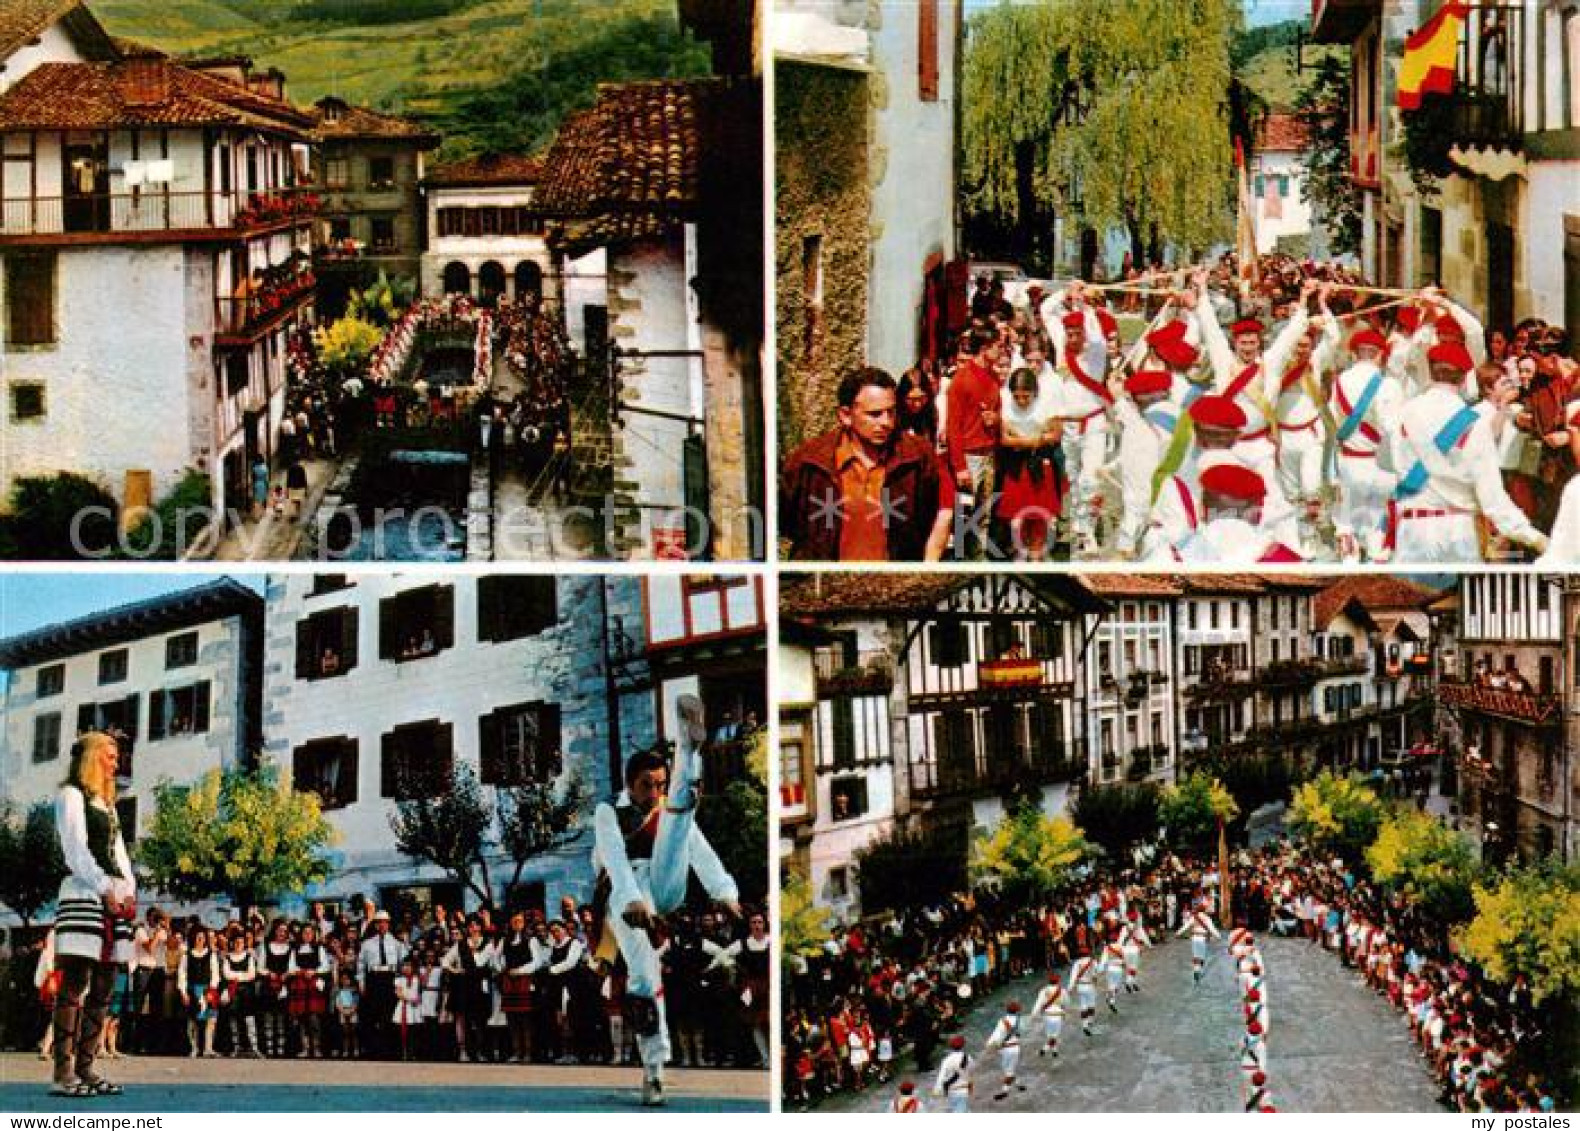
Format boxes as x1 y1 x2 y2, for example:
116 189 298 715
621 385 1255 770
775 60 872 454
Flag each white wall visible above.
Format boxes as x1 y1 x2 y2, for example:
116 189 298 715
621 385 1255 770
1252 150 1313 253
1523 160 1580 325
420 184 550 298
0 19 86 92
2 244 208 509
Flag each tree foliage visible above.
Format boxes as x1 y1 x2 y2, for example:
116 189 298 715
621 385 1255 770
0 473 119 561
138 766 336 911
855 822 970 914
1159 771 1239 850
0 801 68 927
697 732 770 903
314 316 384 376
496 763 591 896
971 803 1090 899
1296 51 1363 256
779 868 834 960
1455 861 1580 1005
389 761 495 909
1202 751 1300 817
117 470 214 561
1288 770 1384 861
1365 807 1477 923
1070 782 1161 859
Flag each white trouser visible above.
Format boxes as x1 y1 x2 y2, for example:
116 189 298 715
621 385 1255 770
1191 937 1208 964
1105 963 1124 991
947 1092 970 1113
1277 427 1325 503
1335 453 1396 556
1394 510 1480 563
1043 1015 1063 1042
998 1046 1019 1079
1061 418 1110 539
1076 985 1095 1012
1122 946 1141 977
613 746 703 1080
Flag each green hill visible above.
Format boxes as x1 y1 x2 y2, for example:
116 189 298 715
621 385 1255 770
91 0 706 155
1238 39 1346 111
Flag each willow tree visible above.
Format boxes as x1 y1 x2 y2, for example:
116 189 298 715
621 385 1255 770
960 3 1070 265
1048 0 1238 265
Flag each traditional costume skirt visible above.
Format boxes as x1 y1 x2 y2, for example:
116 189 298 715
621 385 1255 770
288 970 330 1016
500 973 533 1014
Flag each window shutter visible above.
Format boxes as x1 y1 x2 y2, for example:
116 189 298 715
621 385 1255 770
436 722 455 789
338 739 359 806
296 619 313 678
433 586 455 650
918 0 939 102
477 577 499 643
831 696 855 769
479 710 502 785
526 577 557 635
124 694 140 742
77 703 95 734
379 597 397 660
381 731 398 797
341 608 359 673
148 690 166 741
193 681 211 733
292 744 309 794
540 703 562 778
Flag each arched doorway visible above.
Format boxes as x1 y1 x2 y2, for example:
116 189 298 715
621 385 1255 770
442 261 471 295
479 260 506 307
514 259 543 303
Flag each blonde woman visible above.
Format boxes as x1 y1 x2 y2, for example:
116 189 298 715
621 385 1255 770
49 732 135 1098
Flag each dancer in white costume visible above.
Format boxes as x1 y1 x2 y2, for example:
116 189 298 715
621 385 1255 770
592 695 740 1106
1030 973 1066 1057
984 1002 1026 1101
1176 905 1220 984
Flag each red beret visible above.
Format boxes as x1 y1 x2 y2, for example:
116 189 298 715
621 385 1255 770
1147 320 1188 348
1201 462 1266 503
1247 1020 1264 1035
1246 988 1261 1002
1435 315 1464 340
1350 329 1386 352
1007 1001 1022 1013
1231 318 1264 338
1126 370 1172 398
1095 308 1119 338
1252 1072 1267 1086
1156 339 1200 370
1396 307 1423 333
1049 973 1061 984
1188 395 1247 431
1062 310 1086 330
1428 342 1475 373
950 1035 966 1049
900 1082 916 1095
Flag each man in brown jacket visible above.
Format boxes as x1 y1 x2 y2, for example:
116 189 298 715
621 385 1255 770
780 368 952 561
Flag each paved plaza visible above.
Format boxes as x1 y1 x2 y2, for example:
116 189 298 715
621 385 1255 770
818 935 1443 1113
0 1056 768 1113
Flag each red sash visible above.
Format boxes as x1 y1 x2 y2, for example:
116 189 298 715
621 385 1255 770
1225 361 1261 400
1279 360 1308 394
1175 478 1199 531
1067 355 1112 405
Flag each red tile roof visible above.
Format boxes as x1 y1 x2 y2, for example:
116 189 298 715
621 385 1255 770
0 57 315 134
1258 112 1311 153
312 96 439 146
1080 573 1183 597
780 573 1106 617
425 152 544 188
1313 576 1445 628
1178 574 1270 595
0 0 112 62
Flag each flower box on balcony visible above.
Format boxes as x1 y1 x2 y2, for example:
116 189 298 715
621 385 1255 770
780 783 806 807
980 659 1043 688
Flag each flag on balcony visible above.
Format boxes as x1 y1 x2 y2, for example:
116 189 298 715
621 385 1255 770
1398 1 1467 110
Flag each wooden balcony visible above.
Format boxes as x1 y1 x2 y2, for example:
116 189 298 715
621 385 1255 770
1439 678 1560 727
1447 4 1525 150
215 269 316 343
814 649 894 697
0 187 320 246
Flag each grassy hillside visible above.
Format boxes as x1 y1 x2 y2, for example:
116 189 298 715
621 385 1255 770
92 0 703 154
1238 40 1346 110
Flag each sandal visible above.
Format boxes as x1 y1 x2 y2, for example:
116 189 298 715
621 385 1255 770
80 1079 124 1097
48 1082 92 1098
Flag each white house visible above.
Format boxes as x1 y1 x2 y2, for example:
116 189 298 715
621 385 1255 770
1175 578 1261 761
420 153 552 305
774 0 959 375
259 572 637 916
0 578 264 845
0 7 318 527
1252 112 1314 254
1081 575 1179 788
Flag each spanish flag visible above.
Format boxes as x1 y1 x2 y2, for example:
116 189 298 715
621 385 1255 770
1398 1 1466 110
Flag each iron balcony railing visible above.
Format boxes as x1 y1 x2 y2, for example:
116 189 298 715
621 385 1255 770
0 187 321 238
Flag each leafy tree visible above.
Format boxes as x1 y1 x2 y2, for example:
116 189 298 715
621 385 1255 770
855 822 970 915
1288 770 1384 862
138 766 336 913
968 0 1237 266
496 764 591 896
1159 772 1239 851
1455 861 1580 1005
116 470 213 561
1203 751 1298 817
1070 782 1161 859
0 473 119 561
696 730 769 903
388 761 496 909
779 868 834 960
313 316 384 377
971 802 1090 899
0 801 68 928
1296 52 1362 256
1365 807 1476 923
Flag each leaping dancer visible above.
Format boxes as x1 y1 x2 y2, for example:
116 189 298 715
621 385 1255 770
592 695 740 1107
985 1000 1026 1101
1176 902 1221 984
